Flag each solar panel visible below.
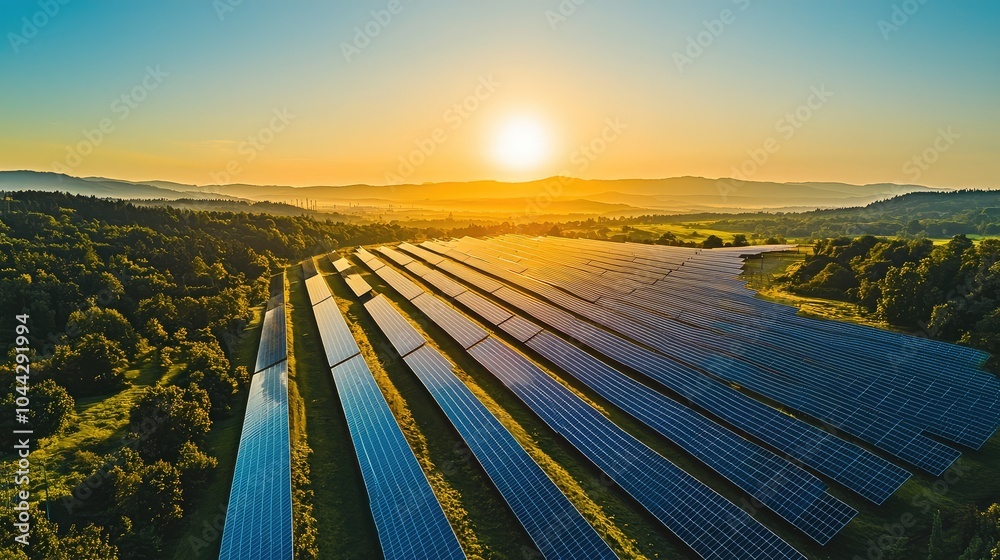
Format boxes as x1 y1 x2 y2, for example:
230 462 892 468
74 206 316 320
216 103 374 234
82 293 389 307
497 315 543 343
466 337 805 560
343 273 374 298
439 255 911 504
398 242 445 265
312 297 361 367
410 293 488 349
455 237 962 477
254 305 287 373
372 262 425 301
357 250 386 271
355 247 378 262
377 246 415 266
331 355 466 560
421 270 468 298
364 295 426 357
453 291 512 325
404 261 434 278
525 331 855 543
220 364 293 560
305 274 333 306
361 300 617 559
332 257 353 273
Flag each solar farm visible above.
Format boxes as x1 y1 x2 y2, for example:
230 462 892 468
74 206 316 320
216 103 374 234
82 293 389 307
220 236 1000 560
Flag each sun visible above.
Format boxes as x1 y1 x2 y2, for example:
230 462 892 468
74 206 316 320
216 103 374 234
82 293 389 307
492 116 550 172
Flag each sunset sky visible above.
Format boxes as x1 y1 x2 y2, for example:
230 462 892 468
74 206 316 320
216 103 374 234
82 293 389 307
1 1 997 188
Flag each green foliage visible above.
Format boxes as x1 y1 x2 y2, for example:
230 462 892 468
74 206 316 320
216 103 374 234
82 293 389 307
175 441 218 507
49 333 129 396
702 234 725 249
67 307 140 357
29 379 74 439
0 506 118 560
128 385 212 462
783 234 1000 364
929 510 948 560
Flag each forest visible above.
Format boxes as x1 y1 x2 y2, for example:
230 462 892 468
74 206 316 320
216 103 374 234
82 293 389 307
0 192 422 559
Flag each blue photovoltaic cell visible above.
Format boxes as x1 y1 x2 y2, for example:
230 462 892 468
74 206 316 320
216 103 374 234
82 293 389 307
362 297 617 559
331 355 466 560
525 331 856 544
254 305 287 373
466 338 805 560
413 248 910 505
365 294 426 357
219 363 293 560
313 297 361 367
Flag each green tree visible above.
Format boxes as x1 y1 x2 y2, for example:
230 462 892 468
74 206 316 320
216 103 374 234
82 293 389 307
929 510 948 560
50 333 129 396
176 441 218 506
731 234 750 247
66 307 140 357
702 235 725 249
30 379 74 439
128 385 212 461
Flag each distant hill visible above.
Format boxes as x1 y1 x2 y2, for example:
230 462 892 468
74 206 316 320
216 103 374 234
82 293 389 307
0 169 956 217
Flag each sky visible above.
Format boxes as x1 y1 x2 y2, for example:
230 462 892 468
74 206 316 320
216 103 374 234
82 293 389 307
1 0 998 188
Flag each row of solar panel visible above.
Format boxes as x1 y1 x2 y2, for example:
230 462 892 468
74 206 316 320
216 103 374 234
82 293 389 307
400 242 913 504
358 293 618 559
221 274 293 560
433 237 988 473
386 251 862 543
362 252 808 560
476 235 1000 451
304 261 465 559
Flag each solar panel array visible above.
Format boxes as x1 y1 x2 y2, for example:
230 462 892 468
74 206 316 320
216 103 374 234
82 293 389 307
221 276 293 560
426 235 999 475
303 260 465 559
358 293 617 559
365 253 806 560
400 242 912 506
388 250 861 543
